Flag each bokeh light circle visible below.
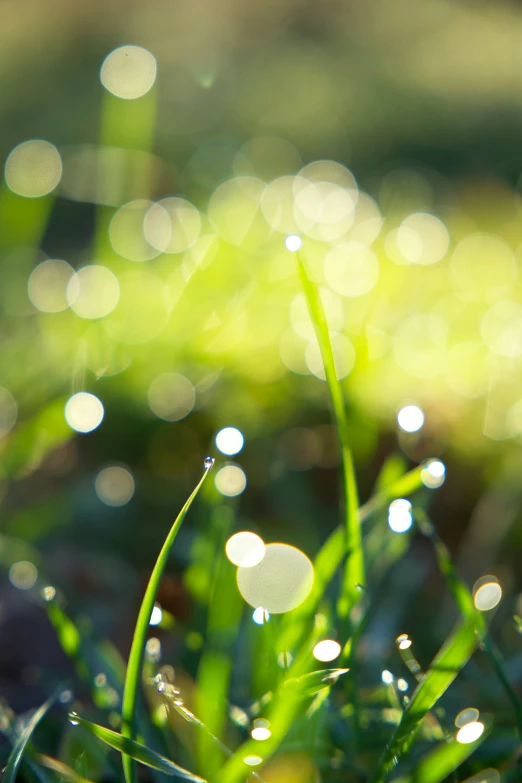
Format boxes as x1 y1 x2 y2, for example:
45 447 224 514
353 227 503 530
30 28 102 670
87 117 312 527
420 459 446 489
324 242 379 298
397 405 425 433
450 234 516 301
67 265 120 319
28 259 75 313
480 300 522 357
215 465 247 497
109 200 159 261
396 212 449 265
95 465 135 507
5 140 62 198
225 532 265 568
455 708 480 728
215 427 244 455
456 721 484 744
285 234 302 252
9 561 38 590
305 334 356 381
388 499 413 533
473 576 502 611
65 392 104 433
313 639 341 662
147 373 195 422
144 198 201 254
100 45 157 100
237 542 314 614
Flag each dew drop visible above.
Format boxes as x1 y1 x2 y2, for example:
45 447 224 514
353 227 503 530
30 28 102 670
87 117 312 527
41 586 56 602
204 456 215 469
69 712 79 726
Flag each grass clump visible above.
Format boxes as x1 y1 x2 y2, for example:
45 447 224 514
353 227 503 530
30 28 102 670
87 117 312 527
1 250 520 783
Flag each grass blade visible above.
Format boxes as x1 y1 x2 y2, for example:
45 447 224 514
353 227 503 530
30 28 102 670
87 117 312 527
216 666 348 783
3 691 59 783
418 510 522 738
194 516 243 779
278 465 423 652
121 459 213 783
372 617 480 782
37 755 96 783
69 715 206 782
390 721 490 783
296 251 363 616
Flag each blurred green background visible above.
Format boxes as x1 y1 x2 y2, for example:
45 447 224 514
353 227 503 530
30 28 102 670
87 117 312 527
1 2 522 777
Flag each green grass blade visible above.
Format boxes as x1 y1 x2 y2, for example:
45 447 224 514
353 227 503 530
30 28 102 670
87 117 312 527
216 666 348 783
195 516 243 779
281 667 350 697
372 618 480 782
296 252 363 616
278 465 423 652
419 511 522 738
3 691 59 783
390 721 490 783
45 601 129 708
121 460 213 783
69 715 206 782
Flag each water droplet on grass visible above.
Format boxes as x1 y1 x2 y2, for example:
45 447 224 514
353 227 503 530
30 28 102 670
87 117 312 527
204 456 215 469
69 712 79 726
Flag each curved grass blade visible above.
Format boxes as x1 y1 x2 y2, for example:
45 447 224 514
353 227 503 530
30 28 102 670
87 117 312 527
296 252 363 616
121 460 213 783
69 715 206 782
390 720 491 783
418 510 522 738
3 690 59 783
372 617 480 782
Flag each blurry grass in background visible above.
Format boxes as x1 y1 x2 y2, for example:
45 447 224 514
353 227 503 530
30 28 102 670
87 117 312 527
1 11 522 783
